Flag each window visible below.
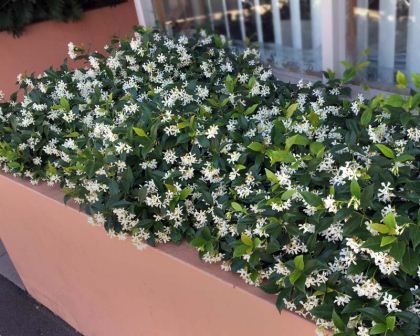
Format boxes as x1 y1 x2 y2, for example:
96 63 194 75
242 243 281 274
137 0 420 89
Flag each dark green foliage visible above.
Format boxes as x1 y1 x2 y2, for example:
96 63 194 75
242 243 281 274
0 0 125 36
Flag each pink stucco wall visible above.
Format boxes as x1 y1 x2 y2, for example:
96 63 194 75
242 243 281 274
0 173 318 336
0 1 138 98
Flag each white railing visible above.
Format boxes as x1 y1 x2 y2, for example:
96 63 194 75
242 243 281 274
137 0 420 85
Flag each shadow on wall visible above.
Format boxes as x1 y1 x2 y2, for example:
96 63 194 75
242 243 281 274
0 239 25 290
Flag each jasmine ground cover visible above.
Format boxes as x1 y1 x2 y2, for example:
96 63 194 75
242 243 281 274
0 27 419 336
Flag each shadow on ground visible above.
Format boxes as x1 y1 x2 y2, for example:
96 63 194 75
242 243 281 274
0 274 81 336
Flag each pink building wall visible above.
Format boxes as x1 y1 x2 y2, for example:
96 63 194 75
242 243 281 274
0 1 139 98
0 173 318 336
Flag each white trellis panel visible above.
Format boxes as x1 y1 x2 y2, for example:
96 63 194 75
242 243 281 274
406 0 420 74
254 0 264 43
356 0 369 56
271 0 283 46
221 0 231 39
310 0 321 49
378 0 397 81
290 0 302 49
237 0 247 41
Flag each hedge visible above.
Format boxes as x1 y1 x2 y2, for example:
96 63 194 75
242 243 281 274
0 27 419 335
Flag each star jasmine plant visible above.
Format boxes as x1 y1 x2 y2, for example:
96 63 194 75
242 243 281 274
0 27 419 336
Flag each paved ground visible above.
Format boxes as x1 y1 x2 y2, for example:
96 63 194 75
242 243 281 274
0 275 80 336
0 238 81 336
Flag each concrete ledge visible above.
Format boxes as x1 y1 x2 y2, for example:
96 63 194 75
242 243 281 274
0 173 317 336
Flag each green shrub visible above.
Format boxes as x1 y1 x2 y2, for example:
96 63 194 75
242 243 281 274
0 0 124 36
0 27 419 335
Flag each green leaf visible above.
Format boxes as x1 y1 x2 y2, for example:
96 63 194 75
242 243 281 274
286 103 298 118
60 97 70 111
369 223 390 234
311 304 334 320
401 248 420 275
309 142 325 157
300 191 323 207
275 287 292 311
133 127 147 137
395 154 415 162
385 94 404 108
244 103 259 115
370 323 387 335
281 189 296 200
383 212 397 231
231 202 246 213
350 179 361 198
381 235 397 247
375 144 395 158
65 131 80 138
411 73 420 88
389 240 406 262
332 309 346 331
289 269 302 284
241 233 253 247
265 168 278 184
247 142 265 153
225 74 235 93
179 187 193 200
266 149 295 164
213 35 224 48
294 255 304 271
360 107 372 126
285 134 309 151
137 186 148 204
190 237 207 248
359 307 386 323
307 111 320 127
247 76 257 89
409 224 420 249
396 70 407 88
233 244 250 257
165 184 178 194
386 315 396 331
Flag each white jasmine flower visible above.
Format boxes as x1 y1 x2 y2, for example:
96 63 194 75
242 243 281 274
206 125 219 139
377 182 395 203
353 278 382 300
68 42 77 59
407 127 420 142
334 294 351 306
381 293 400 313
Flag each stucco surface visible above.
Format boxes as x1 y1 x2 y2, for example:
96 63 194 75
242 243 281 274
0 173 317 336
0 1 138 98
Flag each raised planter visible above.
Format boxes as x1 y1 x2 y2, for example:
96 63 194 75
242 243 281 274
0 1 138 98
0 172 317 336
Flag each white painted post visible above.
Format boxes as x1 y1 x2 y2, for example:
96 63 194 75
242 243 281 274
191 0 203 26
237 0 247 41
320 0 346 75
206 0 215 31
290 0 302 49
271 0 282 46
378 0 397 82
356 0 369 55
133 0 155 27
254 0 264 44
406 0 420 74
310 0 321 49
222 0 232 39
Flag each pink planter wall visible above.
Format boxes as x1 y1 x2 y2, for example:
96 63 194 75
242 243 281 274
0 1 138 98
0 173 318 336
